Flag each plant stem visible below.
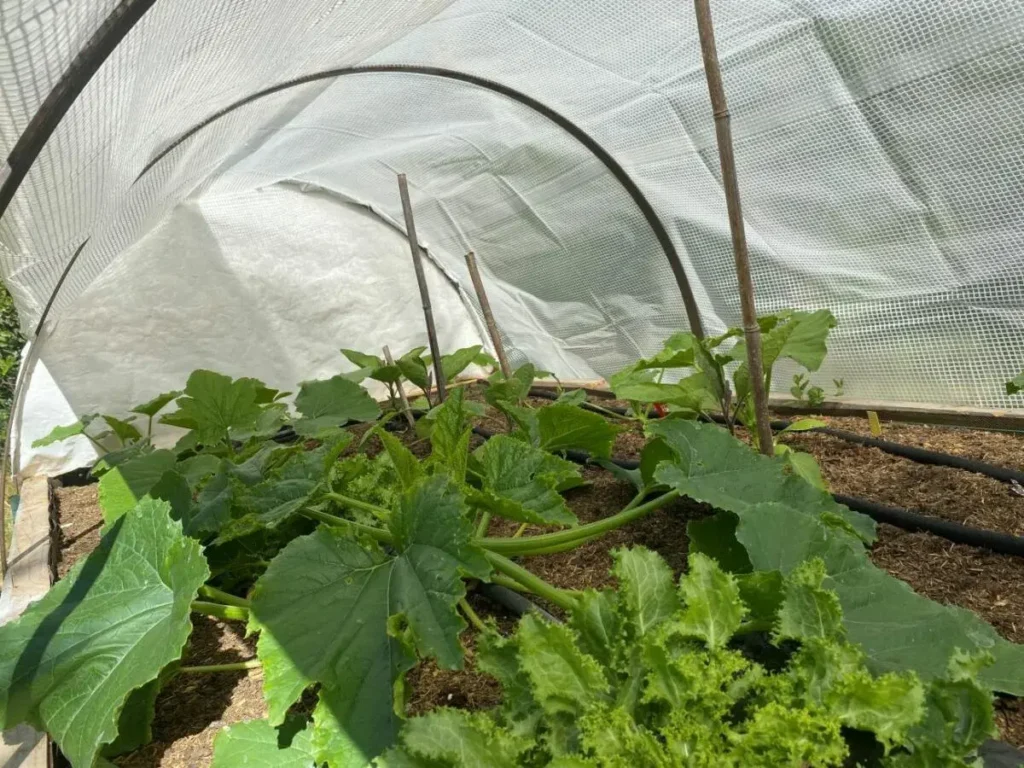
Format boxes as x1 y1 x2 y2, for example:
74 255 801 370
198 584 250 608
512 523 529 538
458 598 488 633
489 573 532 593
325 492 390 522
474 511 492 539
510 532 606 557
301 508 393 544
191 601 249 622
481 490 680 556
178 659 261 674
484 552 577 612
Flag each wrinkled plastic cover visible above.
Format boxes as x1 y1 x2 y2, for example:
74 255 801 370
2 0 1024 474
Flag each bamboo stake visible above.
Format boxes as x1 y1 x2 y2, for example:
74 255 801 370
397 173 447 403
693 0 773 456
463 251 512 378
383 344 416 428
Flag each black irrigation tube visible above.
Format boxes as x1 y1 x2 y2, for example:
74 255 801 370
527 387 1024 487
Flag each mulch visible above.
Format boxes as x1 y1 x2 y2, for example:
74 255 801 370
49 399 1024 761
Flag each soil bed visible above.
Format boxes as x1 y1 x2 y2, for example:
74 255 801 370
49 399 1024 763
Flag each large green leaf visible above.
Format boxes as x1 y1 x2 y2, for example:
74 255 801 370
162 370 263 444
428 388 472 483
30 415 97 448
396 347 430 390
609 375 713 410
536 404 618 460
470 435 580 527
293 375 381 437
435 345 483 381
185 469 234 536
0 498 208 767
735 503 1024 694
251 476 489 765
340 349 383 370
648 419 875 543
101 415 142 444
211 717 317 768
97 449 177 523
733 310 837 372
130 390 182 418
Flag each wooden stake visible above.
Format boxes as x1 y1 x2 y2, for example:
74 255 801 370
397 173 447 403
383 345 416 428
463 251 512 378
694 0 773 456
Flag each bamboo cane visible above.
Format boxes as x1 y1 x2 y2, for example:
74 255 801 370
463 251 512 378
693 0 773 456
397 173 447 403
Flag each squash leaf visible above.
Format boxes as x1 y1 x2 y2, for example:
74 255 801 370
293 375 380 437
250 476 489 765
0 498 208 768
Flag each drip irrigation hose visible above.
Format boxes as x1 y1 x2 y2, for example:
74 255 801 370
526 387 1024 487
475 582 560 623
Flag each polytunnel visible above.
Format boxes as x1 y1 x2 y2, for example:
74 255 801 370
6 3 1024 767
3 0 1024 475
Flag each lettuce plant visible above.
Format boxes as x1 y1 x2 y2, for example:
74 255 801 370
377 551 994 767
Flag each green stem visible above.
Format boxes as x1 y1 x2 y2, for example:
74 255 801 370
458 598 488 633
489 574 583 598
178 659 261 674
489 573 532 593
480 490 680 556
324 492 390 522
512 523 529 538
198 584 250 608
484 552 576 612
191 601 249 622
301 509 393 543
474 511 492 539
584 401 632 422
510 532 606 557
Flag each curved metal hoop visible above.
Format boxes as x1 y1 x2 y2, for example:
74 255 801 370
133 65 705 338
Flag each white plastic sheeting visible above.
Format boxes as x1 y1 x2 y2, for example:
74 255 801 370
2 0 1024 475
14 188 485 476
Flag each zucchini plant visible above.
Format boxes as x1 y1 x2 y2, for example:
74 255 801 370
0 354 1020 767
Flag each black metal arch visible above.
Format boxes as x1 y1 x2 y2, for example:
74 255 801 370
131 64 705 337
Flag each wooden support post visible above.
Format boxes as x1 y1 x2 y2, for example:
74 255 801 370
694 0 773 456
463 251 512 378
383 345 416 428
397 173 447 403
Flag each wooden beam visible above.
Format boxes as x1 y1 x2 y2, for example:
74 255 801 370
768 396 1024 432
0 475 52 767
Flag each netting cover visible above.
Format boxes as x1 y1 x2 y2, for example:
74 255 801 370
3 0 1024 475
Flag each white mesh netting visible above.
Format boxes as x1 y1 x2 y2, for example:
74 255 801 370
3 0 1024 472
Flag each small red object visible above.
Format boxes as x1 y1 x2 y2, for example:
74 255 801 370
652 402 668 418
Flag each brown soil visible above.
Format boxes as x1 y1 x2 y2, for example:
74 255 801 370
54 484 104 577
113 617 264 767
50 399 1024 756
